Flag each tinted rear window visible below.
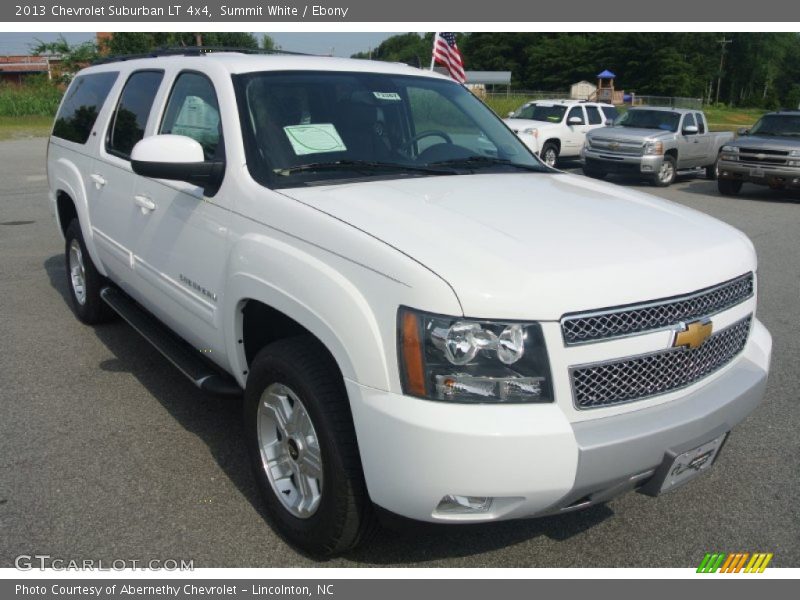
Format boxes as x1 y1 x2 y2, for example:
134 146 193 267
52 72 118 144
107 70 164 159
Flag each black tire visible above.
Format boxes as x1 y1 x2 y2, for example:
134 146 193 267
652 155 677 187
243 336 377 557
540 142 559 168
705 157 719 180
718 178 743 196
64 219 115 324
583 165 608 180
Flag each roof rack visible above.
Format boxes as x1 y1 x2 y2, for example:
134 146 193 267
93 46 313 65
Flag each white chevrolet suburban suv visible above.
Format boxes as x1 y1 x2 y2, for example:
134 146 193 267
48 50 771 557
504 99 619 166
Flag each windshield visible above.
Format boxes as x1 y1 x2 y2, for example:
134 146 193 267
616 109 680 132
234 71 546 188
512 103 567 123
750 114 800 137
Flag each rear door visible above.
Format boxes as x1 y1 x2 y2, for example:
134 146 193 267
693 112 714 164
131 70 231 353
88 69 164 288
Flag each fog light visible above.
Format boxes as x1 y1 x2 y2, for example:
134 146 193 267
436 494 493 514
641 165 653 172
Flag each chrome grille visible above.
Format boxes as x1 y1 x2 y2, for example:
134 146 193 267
736 147 790 166
589 137 643 156
561 273 753 345
571 316 751 409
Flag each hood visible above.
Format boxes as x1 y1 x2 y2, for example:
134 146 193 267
588 127 676 141
504 118 561 133
732 135 800 151
282 173 756 320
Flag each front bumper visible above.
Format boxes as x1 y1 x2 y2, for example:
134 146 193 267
583 147 663 175
718 159 800 189
347 319 771 523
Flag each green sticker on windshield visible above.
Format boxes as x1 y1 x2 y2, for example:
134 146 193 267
284 124 347 156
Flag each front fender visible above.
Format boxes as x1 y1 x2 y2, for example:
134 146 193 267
224 234 390 391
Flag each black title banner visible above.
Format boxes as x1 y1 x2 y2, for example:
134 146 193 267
4 0 800 22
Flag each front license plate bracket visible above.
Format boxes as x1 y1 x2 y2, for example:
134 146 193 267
639 428 730 497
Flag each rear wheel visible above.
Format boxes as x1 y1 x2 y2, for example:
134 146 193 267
718 178 743 196
652 155 676 187
540 142 559 168
244 336 376 556
64 219 114 324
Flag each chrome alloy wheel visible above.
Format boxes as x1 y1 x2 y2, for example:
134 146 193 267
257 382 323 518
68 239 87 305
658 160 675 184
543 147 557 167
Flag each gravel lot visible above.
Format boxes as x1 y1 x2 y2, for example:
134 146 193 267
0 138 798 568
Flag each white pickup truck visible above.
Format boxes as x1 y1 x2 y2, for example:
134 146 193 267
48 51 771 556
504 99 619 166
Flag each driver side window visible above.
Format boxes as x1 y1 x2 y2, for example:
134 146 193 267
160 72 223 160
567 106 585 124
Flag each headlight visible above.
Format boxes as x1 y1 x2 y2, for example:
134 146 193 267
644 141 664 155
790 150 800 157
584 137 593 148
398 307 553 404
521 127 539 138
722 145 739 153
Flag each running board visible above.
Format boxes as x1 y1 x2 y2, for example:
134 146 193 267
100 287 242 397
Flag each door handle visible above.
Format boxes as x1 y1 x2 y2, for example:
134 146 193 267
134 194 156 213
89 173 106 188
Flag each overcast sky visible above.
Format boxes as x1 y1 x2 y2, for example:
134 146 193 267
0 32 402 57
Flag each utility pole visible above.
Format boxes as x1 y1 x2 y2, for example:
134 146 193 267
715 36 732 105
195 33 203 47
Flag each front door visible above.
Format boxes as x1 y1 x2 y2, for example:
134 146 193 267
131 71 230 355
562 106 589 156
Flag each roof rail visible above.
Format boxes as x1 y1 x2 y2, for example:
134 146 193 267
93 46 313 65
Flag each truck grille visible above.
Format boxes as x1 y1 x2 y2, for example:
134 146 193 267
561 273 753 345
735 147 789 166
571 316 751 409
589 137 643 156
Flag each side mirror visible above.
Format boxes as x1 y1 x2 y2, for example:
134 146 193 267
131 134 224 196
568 116 583 125
683 125 699 135
605 119 613 126
507 111 515 118
737 127 750 136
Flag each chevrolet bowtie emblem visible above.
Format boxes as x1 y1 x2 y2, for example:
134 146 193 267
608 142 620 150
673 319 713 350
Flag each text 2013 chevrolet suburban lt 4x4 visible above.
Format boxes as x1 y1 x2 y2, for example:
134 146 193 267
48 51 772 556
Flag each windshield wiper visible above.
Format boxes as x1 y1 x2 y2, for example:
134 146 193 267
276 160 456 176
430 156 545 172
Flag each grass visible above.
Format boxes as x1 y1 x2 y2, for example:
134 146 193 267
0 115 52 140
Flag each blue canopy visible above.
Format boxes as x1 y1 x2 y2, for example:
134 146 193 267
597 69 616 78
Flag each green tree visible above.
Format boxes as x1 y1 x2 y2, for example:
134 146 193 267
31 35 98 77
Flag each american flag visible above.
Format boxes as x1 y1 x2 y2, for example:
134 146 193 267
432 32 466 84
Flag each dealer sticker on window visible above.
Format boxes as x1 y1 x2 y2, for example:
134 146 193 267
373 92 401 101
284 124 347 156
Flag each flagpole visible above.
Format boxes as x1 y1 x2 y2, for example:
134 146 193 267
429 32 437 70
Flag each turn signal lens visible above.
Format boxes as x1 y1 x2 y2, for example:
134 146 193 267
400 310 426 396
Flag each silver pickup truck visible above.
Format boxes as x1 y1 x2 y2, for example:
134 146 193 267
582 107 734 187
717 110 800 196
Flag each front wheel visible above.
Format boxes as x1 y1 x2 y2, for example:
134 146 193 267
652 155 676 187
718 178 743 196
540 142 559 168
244 336 376 557
705 157 719 180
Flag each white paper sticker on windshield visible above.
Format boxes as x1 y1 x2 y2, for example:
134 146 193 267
373 92 401 101
283 124 347 156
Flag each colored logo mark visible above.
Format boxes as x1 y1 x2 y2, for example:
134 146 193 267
697 552 773 573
